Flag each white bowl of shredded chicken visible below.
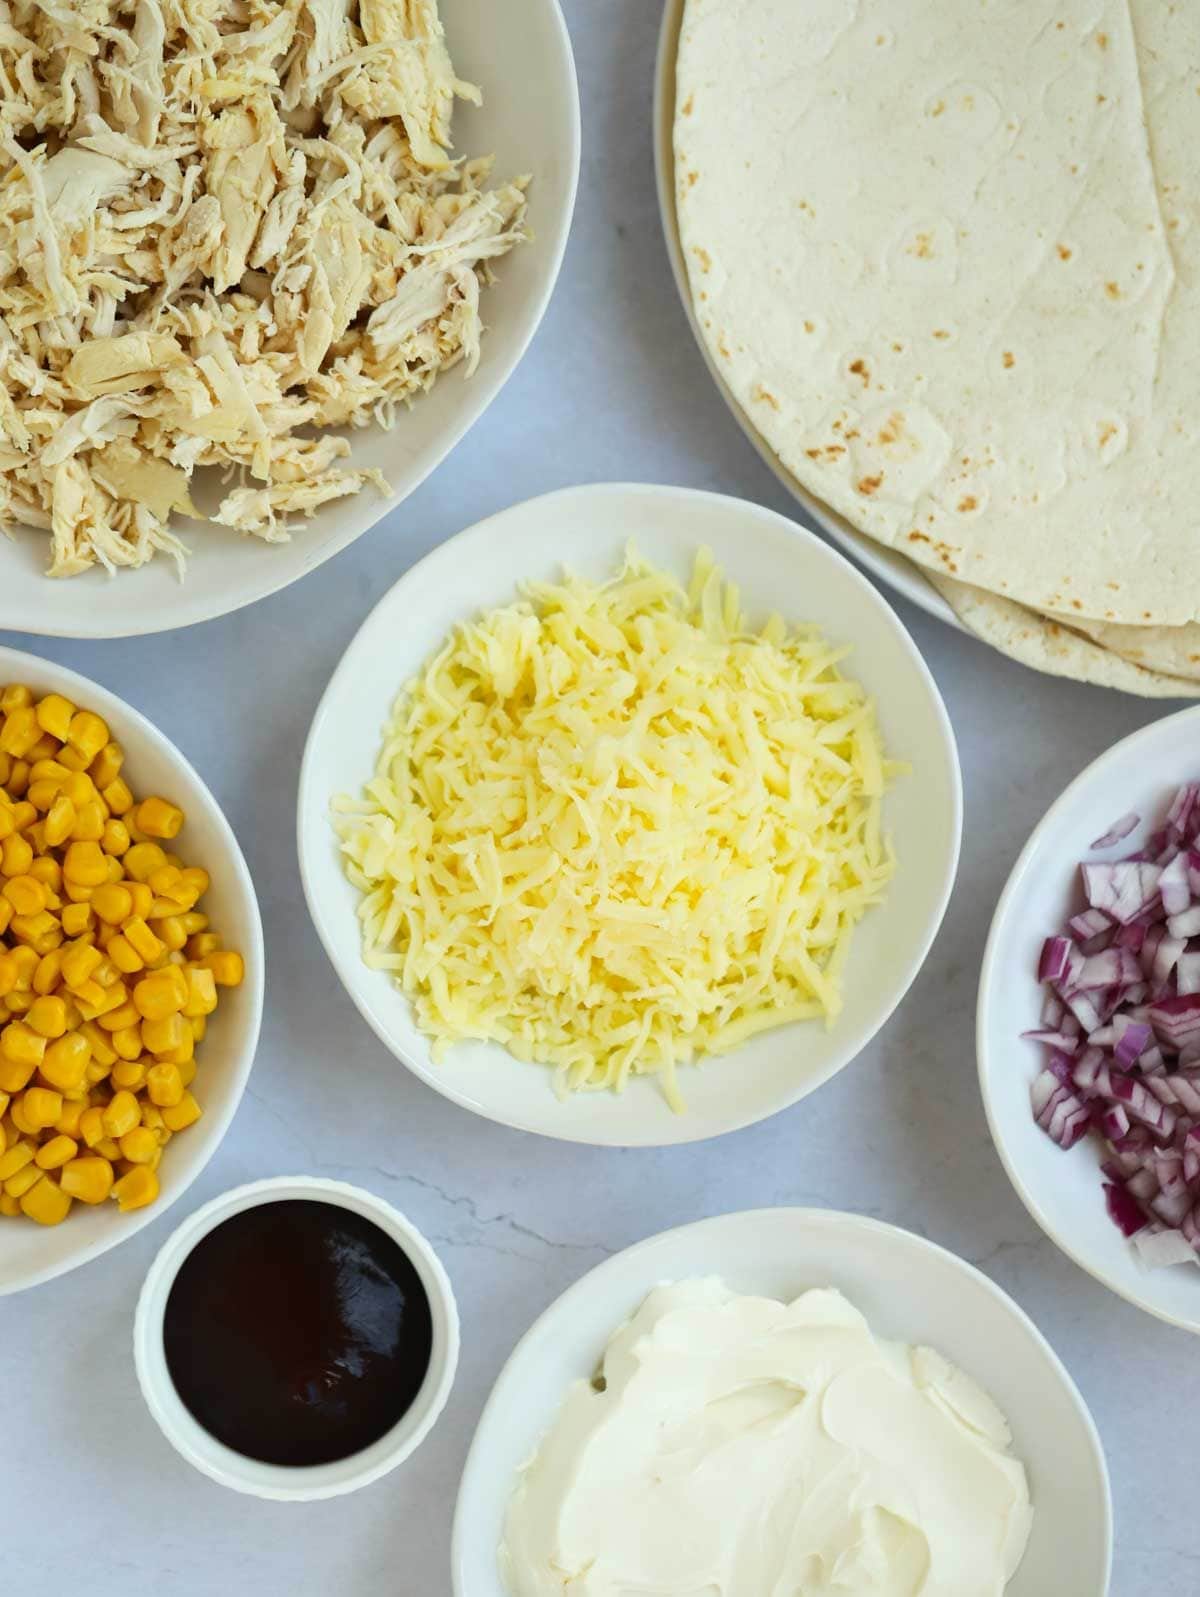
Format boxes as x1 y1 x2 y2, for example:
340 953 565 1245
0 0 579 638
298 484 962 1146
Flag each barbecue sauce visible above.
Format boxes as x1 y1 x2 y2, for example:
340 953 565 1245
163 1199 433 1466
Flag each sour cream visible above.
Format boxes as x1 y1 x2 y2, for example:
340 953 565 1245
501 1280 1032 1597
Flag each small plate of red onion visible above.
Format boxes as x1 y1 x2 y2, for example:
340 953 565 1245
979 706 1200 1333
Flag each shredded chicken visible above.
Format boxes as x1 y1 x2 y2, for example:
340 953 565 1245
0 0 528 577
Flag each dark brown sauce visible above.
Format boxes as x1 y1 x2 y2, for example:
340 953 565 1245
163 1199 433 1467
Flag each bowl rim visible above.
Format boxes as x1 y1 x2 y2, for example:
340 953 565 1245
132 1174 460 1501
0 0 581 641
977 703 1200 1335
450 1205 1113 1597
650 0 956 632
0 644 265 1295
296 480 963 1147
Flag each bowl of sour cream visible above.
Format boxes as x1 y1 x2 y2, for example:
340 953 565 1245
453 1208 1111 1597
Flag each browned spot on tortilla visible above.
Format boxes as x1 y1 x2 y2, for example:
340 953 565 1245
1002 351 1015 368
930 100 946 117
1097 30 1108 48
908 232 934 259
693 246 712 273
1105 281 1120 299
686 171 698 187
845 428 860 440
682 94 694 116
933 329 950 340
753 385 779 411
699 290 708 301
957 495 978 512
804 320 816 333
1056 244 1072 260
717 336 731 359
806 444 845 461
848 358 870 384
797 200 814 216
1097 93 1107 104
1098 422 1118 447
877 413 905 445
1056 19 1064 27
1071 599 1083 609
907 530 931 544
892 341 903 352
857 474 883 496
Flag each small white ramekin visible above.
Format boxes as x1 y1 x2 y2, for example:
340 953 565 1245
133 1176 459 1501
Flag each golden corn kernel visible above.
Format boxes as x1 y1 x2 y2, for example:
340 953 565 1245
39 1031 91 1093
89 742 123 790
61 939 103 989
111 1164 158 1211
1 1020 45 1071
35 1134 77 1170
134 798 184 841
110 1054 147 1086
79 1022 116 1069
42 794 76 847
101 777 133 817
101 1089 139 1139
59 902 92 938
20 1175 71 1225
26 995 67 1040
62 840 108 889
110 1029 143 1064
93 884 133 926
145 1061 184 1108
161 1090 201 1133
35 694 74 741
0 1191 19 1216
101 818 130 856
1 832 34 876
21 1086 61 1129
4 1162 44 1198
186 932 221 961
118 1126 157 1164
78 1106 105 1148
3 873 45 917
66 711 108 763
60 1155 114 1204
141 1013 185 1056
123 916 164 965
54 1098 84 1137
133 972 183 1022
0 1139 34 1180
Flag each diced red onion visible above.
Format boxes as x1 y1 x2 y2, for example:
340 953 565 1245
1105 1181 1149 1237
1081 862 1162 924
1090 812 1140 850
1039 936 1075 985
1113 1019 1153 1068
1159 852 1192 915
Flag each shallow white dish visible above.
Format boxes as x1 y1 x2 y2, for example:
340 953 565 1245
652 0 957 631
134 1175 459 1500
453 1207 1111 1597
0 0 579 640
0 646 263 1294
298 482 960 1146
979 706 1200 1333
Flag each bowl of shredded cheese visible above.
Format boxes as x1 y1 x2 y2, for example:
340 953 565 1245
0 0 579 639
298 484 961 1145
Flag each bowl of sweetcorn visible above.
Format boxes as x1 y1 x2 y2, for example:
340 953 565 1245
0 647 263 1294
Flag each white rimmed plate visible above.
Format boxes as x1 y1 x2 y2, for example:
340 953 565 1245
979 705 1200 1333
452 1208 1111 1597
0 646 264 1294
298 482 960 1146
0 0 580 639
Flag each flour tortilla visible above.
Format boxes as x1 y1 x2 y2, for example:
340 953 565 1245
675 0 1200 627
931 575 1200 699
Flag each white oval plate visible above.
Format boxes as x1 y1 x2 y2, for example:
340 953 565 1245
453 1208 1112 1597
980 705 1200 1332
652 0 956 631
0 646 264 1295
298 482 960 1146
0 0 579 639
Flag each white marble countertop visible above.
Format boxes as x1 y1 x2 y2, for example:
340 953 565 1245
5 5 1195 1593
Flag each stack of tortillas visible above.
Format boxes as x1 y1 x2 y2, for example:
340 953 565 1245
673 0 1200 696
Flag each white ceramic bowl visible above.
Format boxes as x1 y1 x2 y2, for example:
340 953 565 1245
979 706 1200 1333
0 646 263 1295
134 1176 458 1500
0 0 579 640
453 1207 1112 1597
298 482 961 1145
652 0 956 631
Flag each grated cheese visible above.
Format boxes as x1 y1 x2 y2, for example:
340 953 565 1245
332 548 900 1109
